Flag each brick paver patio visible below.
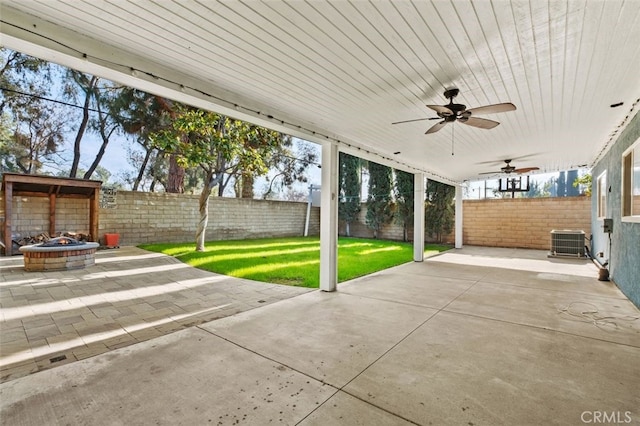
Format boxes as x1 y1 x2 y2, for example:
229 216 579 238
0 246 312 382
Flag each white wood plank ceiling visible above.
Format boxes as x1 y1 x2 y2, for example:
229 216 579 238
1 0 639 183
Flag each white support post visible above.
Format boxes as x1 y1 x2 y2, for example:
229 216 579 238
413 173 426 262
319 143 338 292
455 184 463 249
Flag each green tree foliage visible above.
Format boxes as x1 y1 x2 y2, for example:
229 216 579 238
151 106 284 251
566 170 580 196
260 138 318 200
524 180 549 198
0 48 52 115
573 172 592 196
425 180 455 243
0 48 64 174
394 170 414 242
112 89 174 191
365 161 394 238
557 171 567 197
338 152 361 237
2 100 65 174
2 49 124 180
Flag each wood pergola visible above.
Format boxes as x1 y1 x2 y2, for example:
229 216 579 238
1 173 101 256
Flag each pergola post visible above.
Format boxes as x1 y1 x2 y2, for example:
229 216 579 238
3 181 13 256
90 187 99 242
319 142 338 292
49 193 57 236
413 173 425 262
455 184 463 249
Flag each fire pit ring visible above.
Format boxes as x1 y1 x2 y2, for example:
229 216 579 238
19 237 99 272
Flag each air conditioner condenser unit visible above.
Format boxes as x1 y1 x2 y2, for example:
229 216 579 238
550 230 585 257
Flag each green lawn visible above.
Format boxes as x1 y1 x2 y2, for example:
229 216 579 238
140 237 451 288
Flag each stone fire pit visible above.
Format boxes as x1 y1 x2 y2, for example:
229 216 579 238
19 237 99 272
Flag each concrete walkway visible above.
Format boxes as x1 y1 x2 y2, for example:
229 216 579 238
1 247 639 425
0 246 312 382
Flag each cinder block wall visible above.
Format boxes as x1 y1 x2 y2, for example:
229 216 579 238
98 191 320 245
339 206 409 242
462 197 591 250
2 190 589 250
339 197 591 249
0 195 89 238
56 198 91 234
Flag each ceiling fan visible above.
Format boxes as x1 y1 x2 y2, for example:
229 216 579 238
392 88 516 134
479 159 540 175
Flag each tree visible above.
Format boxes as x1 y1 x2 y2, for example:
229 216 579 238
151 107 283 251
112 89 175 191
365 161 394 238
1 48 65 174
573 172 592 196
557 171 567 197
2 50 126 181
1 48 52 116
3 101 66 174
566 170 580 196
63 71 98 178
523 180 548 198
545 176 558 197
394 170 414 242
83 79 123 180
338 152 361 237
260 138 318 200
425 180 454 243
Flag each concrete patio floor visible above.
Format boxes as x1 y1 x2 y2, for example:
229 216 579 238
1 246 639 425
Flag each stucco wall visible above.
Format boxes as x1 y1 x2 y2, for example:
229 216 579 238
591 110 640 307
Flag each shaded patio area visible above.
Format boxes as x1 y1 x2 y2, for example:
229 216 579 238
1 246 638 424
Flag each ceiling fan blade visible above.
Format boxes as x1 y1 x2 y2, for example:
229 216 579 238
427 105 454 116
461 117 500 129
465 103 516 115
514 167 540 174
391 117 441 125
425 120 447 134
478 171 499 175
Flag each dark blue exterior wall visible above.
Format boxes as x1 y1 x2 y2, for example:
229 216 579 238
591 111 640 308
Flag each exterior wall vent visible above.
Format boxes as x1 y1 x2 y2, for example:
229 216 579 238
550 230 585 257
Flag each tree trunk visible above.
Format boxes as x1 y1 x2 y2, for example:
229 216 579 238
241 173 254 198
70 76 97 178
133 148 153 191
195 171 215 252
83 118 117 180
167 154 185 193
345 221 351 237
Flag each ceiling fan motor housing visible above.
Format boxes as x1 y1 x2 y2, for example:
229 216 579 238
443 88 460 99
446 103 467 114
